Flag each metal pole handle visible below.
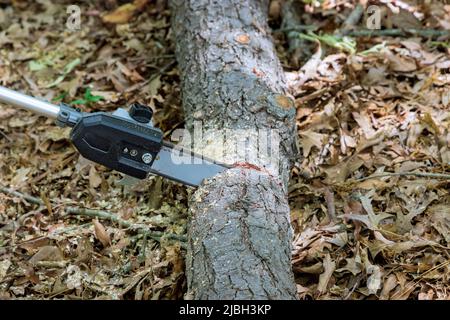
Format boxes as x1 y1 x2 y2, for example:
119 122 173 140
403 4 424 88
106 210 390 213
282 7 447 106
0 85 60 119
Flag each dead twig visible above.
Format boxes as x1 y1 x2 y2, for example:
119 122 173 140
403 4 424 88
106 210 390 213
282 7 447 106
323 187 337 222
0 185 44 206
0 185 187 246
341 4 364 31
35 261 69 268
344 28 450 38
124 59 176 93
0 129 11 142
355 171 450 182
391 260 450 300
281 27 450 39
65 207 187 244
276 25 319 33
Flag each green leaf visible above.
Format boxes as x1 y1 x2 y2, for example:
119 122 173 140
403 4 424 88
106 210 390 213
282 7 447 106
69 87 104 106
359 42 388 56
29 60 47 71
84 88 104 103
430 41 450 49
52 92 67 102
71 99 87 105
299 31 357 54
63 58 82 74
45 58 81 88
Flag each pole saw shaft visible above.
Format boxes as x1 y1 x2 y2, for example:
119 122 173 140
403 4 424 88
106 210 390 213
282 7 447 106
0 85 229 185
0 85 60 118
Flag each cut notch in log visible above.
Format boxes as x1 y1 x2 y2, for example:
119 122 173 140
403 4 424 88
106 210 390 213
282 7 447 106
170 0 298 299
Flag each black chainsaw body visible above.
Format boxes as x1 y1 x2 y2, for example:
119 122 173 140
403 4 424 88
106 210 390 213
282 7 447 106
0 86 230 186
70 112 163 179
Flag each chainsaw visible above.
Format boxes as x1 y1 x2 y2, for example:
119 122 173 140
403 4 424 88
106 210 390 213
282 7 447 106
0 85 229 187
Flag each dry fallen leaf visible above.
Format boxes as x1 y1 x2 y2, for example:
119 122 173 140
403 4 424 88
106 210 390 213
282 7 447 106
93 219 111 247
380 274 398 300
29 246 64 265
0 260 11 282
366 265 382 295
317 254 336 294
387 51 417 72
299 129 326 157
89 166 102 189
10 167 31 187
1 0 448 302
102 0 149 24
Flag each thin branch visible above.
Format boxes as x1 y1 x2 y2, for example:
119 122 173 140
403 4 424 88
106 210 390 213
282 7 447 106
344 28 450 38
35 261 69 268
124 59 176 93
0 185 44 205
342 4 364 31
280 27 450 39
391 260 450 299
0 185 187 246
65 207 187 243
0 129 12 142
355 171 450 182
276 25 319 33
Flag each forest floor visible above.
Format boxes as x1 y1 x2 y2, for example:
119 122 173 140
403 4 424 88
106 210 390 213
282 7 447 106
0 0 449 300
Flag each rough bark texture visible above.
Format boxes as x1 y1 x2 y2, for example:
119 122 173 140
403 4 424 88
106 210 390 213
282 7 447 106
170 0 298 299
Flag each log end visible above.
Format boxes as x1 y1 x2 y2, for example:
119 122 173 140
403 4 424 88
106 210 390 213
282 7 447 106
186 168 297 300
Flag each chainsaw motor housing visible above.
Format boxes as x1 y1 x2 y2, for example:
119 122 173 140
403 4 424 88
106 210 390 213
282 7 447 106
69 108 163 179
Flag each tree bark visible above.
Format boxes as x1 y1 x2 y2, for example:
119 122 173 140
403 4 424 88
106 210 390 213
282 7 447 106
170 0 298 299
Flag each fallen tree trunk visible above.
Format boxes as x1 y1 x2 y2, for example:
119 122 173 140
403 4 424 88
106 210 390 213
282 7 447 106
170 0 298 299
